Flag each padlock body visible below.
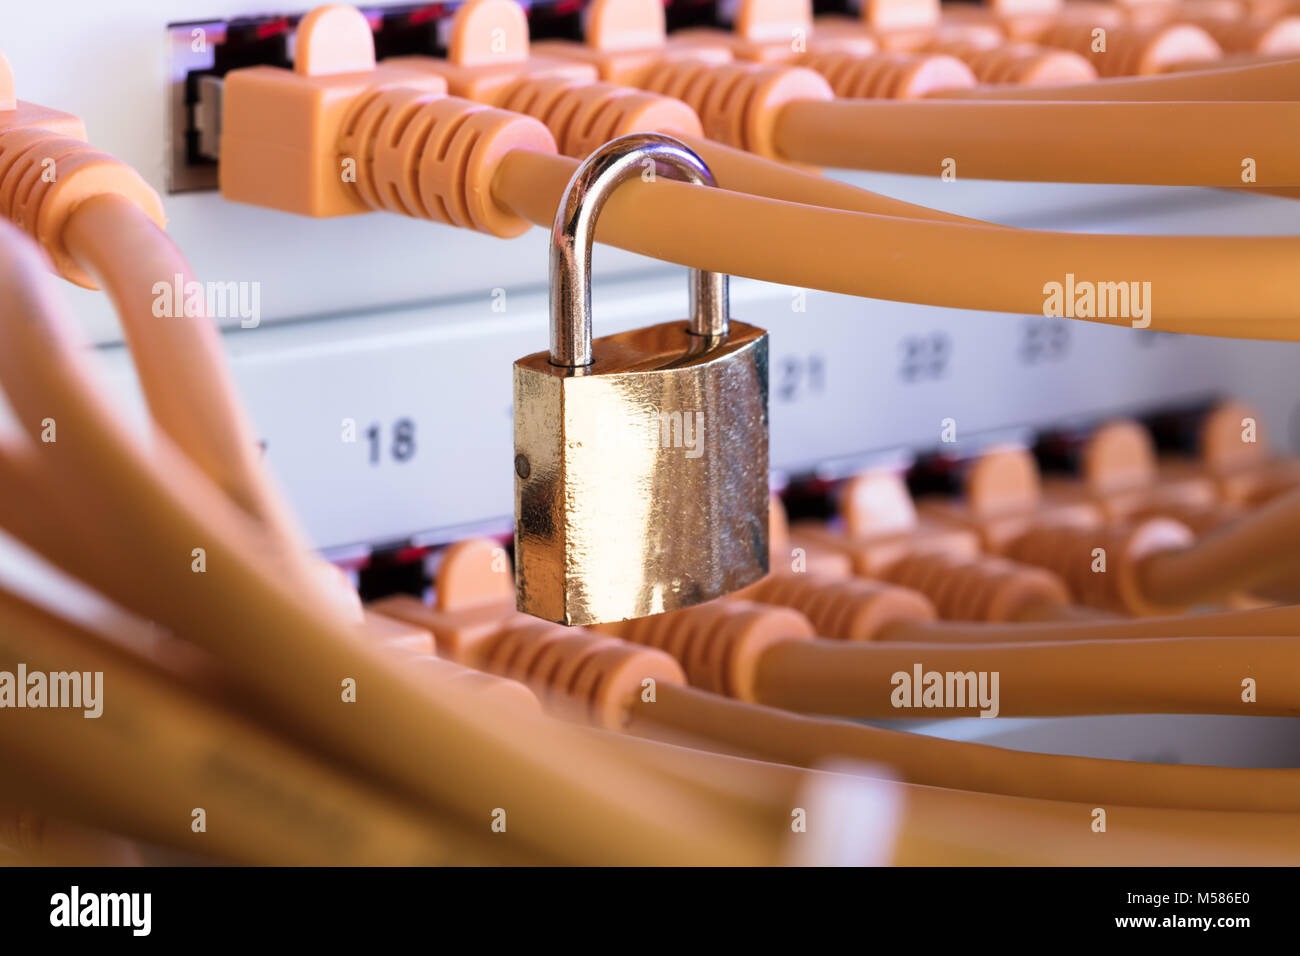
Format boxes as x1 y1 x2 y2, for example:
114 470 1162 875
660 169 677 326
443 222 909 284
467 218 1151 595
514 319 769 625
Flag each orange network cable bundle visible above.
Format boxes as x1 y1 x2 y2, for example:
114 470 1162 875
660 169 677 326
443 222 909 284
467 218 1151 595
0 0 1298 937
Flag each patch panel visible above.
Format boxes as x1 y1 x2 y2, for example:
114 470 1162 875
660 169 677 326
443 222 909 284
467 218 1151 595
89 257 1300 555
67 0 1300 554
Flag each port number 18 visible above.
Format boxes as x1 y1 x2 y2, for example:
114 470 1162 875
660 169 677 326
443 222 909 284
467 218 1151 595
366 418 417 465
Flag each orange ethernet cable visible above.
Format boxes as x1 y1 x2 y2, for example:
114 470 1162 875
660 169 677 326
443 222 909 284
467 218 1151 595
917 36 1099 85
1184 12 1300 56
369 595 1300 863
0 61 273 541
0 218 810 867
434 612 1300 864
611 733 1300 866
747 632 1300 718
488 148 1300 336
672 134 988 221
486 0 1300 185
729 547 1300 644
1031 20 1226 75
765 96 1300 185
0 409 497 862
786 447 1300 619
376 413 1293 735
7 7 1300 868
929 56 1300 194
760 474 1092 625
216 6 1300 335
0 55 365 619
0 806 143 866
778 524 1300 638
58 196 312 555
642 0 1097 89
265 2 975 221
609 734 1300 866
623 681 1300 814
381 473 1291 654
5 257 1294 863
996 485 1300 612
602 730 1300 867
371 543 1297 833
936 51 1300 97
213 5 1300 671
0 37 904 863
379 540 1300 815
593 591 1300 719
756 461 1300 643
0 585 500 866
574 0 988 95
861 602 1300 641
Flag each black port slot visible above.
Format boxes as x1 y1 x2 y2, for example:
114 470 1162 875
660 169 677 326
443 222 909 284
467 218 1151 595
374 4 447 58
780 477 840 524
1032 425 1092 476
905 451 966 499
358 543 431 601
665 0 721 32
1142 398 1220 457
212 16 294 71
182 18 293 169
528 0 586 42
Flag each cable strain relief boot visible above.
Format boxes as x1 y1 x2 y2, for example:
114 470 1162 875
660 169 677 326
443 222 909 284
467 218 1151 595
1190 15 1300 55
1035 22 1222 75
881 551 1071 622
497 76 701 158
931 41 1097 85
484 620 686 729
745 572 937 640
0 129 164 288
800 50 976 97
338 87 556 237
608 600 813 702
1005 517 1194 616
639 59 832 158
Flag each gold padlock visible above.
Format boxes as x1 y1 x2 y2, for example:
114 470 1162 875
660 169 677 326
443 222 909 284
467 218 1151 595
513 133 770 626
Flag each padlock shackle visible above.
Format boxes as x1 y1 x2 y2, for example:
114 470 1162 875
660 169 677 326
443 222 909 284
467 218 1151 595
549 133 729 368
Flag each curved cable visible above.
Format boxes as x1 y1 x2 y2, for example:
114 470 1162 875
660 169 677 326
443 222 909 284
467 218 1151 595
491 148 1300 337
936 55 1300 100
0 217 783 866
771 98 1300 186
